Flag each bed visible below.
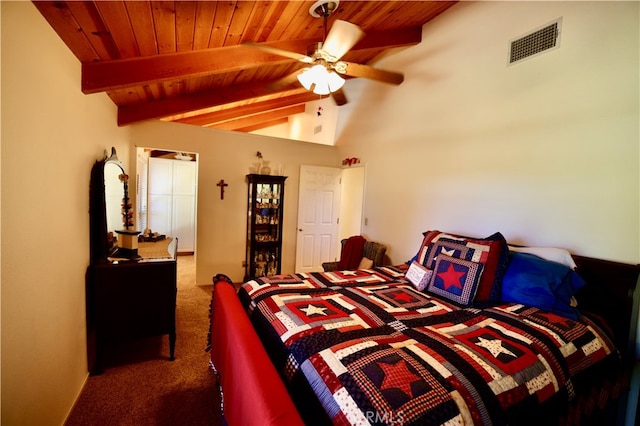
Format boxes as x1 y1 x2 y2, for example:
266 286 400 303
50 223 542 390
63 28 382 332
209 230 640 425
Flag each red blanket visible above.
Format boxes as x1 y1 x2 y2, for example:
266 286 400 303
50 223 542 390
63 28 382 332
211 278 304 426
337 235 366 270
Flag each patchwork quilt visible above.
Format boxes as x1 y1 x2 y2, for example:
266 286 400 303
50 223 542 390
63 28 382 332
238 267 620 425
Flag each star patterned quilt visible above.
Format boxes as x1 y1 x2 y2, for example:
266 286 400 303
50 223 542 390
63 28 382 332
238 266 620 425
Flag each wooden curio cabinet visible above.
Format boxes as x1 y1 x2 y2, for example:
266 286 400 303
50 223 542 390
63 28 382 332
245 174 287 280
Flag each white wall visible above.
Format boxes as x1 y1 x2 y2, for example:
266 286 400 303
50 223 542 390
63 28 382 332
129 122 340 284
1 2 130 424
339 166 366 241
336 1 639 265
253 96 340 145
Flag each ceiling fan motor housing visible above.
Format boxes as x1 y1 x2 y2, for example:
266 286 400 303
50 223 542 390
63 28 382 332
307 42 324 57
309 0 339 18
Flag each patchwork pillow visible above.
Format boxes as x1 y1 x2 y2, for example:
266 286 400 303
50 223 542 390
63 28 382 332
415 230 509 305
501 252 586 320
405 261 433 291
426 254 484 306
424 239 475 269
414 230 445 265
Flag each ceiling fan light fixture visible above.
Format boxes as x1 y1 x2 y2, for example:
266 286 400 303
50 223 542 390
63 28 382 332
326 70 345 92
313 83 331 96
297 64 345 95
297 65 322 91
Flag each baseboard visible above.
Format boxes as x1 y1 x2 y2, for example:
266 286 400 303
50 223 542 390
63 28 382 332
63 372 90 424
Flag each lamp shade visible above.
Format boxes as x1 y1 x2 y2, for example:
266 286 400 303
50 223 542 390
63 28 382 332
326 70 345 92
296 66 319 91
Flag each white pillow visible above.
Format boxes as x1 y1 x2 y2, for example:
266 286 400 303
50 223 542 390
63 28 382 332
358 257 374 269
405 261 433 291
508 245 577 270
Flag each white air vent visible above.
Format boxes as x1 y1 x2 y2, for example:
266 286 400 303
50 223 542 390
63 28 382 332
509 18 561 65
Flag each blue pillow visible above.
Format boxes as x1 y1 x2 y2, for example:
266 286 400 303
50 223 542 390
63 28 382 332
501 252 585 320
406 252 419 264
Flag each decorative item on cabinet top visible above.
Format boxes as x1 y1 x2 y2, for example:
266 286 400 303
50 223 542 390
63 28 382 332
250 151 284 176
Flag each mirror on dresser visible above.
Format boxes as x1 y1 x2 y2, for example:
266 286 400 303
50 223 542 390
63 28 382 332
89 147 137 262
87 147 177 374
103 150 128 253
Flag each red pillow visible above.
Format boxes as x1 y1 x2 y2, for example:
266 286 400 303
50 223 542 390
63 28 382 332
415 230 509 305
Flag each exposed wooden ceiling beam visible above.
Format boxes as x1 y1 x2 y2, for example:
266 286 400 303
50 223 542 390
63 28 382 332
236 118 290 133
118 79 309 126
170 92 321 127
83 27 422 94
209 104 306 131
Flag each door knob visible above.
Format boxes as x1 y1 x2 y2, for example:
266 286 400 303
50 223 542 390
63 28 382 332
298 228 303 232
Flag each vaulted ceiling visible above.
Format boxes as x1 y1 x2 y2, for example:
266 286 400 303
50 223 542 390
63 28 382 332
34 1 457 133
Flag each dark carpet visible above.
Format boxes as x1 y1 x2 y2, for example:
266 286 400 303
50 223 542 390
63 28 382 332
66 257 222 426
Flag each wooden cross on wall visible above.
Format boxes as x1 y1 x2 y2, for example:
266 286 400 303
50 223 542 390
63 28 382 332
217 179 228 200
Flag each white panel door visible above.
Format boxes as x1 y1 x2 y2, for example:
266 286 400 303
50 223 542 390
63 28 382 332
172 160 197 196
295 165 341 273
172 161 197 252
148 157 197 253
172 194 196 252
148 158 174 235
148 194 172 235
148 158 173 194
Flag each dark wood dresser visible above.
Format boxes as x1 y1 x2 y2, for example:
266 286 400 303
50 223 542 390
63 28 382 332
87 254 177 374
87 149 177 374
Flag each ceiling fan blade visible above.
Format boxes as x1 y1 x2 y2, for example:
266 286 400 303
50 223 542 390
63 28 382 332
322 20 365 61
266 68 307 91
331 88 348 106
243 42 313 63
338 61 404 85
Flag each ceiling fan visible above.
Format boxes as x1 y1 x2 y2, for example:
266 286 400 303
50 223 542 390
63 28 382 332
244 0 405 106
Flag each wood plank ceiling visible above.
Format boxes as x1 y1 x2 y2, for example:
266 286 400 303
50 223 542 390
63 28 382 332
33 1 457 133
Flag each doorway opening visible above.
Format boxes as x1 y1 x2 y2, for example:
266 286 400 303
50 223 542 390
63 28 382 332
136 147 199 257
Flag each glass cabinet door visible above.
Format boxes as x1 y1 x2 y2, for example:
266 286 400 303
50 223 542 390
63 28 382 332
246 174 286 280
